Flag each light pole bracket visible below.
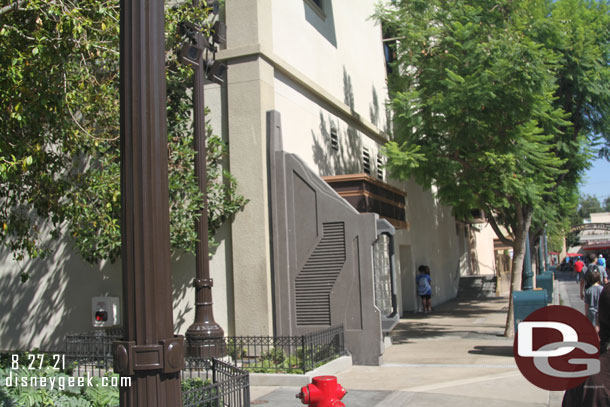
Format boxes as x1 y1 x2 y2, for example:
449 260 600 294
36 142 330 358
113 335 185 376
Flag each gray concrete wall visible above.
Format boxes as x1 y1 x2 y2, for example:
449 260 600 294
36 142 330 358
0 218 233 351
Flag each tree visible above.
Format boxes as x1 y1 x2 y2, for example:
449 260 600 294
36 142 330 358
0 1 246 278
375 0 596 336
547 0 610 161
578 194 603 219
605 196 610 211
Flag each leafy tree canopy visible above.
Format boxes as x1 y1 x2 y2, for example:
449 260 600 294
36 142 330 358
0 0 246 277
578 194 603 218
375 0 609 335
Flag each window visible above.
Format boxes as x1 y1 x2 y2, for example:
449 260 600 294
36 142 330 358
382 24 397 75
373 234 394 318
304 0 325 19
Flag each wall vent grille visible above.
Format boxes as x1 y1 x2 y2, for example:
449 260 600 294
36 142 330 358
295 222 346 326
330 128 339 151
362 147 371 175
376 155 384 180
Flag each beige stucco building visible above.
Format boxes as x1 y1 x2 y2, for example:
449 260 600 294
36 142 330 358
1 1 474 360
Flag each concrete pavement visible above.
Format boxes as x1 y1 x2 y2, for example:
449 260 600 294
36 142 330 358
250 270 585 406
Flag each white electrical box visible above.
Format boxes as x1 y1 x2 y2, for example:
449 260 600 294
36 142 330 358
91 297 120 328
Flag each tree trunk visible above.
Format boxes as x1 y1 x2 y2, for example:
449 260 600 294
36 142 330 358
504 203 534 337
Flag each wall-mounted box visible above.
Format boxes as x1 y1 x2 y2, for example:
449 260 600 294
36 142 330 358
91 297 120 328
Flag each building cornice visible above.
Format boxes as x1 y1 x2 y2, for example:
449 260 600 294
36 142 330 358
216 45 390 146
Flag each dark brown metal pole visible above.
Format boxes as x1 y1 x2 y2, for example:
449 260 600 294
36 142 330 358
185 0 225 358
115 0 184 405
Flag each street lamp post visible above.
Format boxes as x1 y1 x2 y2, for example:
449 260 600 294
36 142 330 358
178 1 227 358
538 235 544 274
543 229 549 271
114 0 183 405
522 232 534 290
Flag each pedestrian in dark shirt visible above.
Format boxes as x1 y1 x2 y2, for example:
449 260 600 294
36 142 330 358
585 270 604 332
562 284 610 406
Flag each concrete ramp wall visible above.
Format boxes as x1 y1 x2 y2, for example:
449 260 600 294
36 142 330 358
267 111 383 366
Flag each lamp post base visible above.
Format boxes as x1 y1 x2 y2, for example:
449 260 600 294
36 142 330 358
185 324 226 358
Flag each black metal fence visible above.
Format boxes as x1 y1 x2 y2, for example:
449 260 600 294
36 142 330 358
186 325 346 373
64 325 344 405
66 325 345 376
182 359 249 407
65 328 122 377
65 332 249 407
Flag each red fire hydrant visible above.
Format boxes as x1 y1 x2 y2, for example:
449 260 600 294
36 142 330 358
296 375 347 407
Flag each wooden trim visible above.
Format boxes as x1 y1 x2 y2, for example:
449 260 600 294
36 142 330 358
380 216 409 230
337 190 406 209
322 174 407 197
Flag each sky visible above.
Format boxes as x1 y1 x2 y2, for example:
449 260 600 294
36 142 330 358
579 158 610 204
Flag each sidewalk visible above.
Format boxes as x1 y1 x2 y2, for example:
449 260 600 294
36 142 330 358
250 281 572 406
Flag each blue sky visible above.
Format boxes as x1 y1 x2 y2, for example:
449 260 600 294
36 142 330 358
579 158 610 203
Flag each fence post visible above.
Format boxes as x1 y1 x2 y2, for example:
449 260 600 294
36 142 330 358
212 358 217 384
300 335 306 373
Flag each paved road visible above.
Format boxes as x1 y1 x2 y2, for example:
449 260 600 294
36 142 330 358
250 271 587 406
555 269 585 314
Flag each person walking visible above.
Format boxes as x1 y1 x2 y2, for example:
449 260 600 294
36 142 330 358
599 254 607 282
416 265 432 313
574 257 585 284
585 270 604 332
581 253 605 299
562 284 610 406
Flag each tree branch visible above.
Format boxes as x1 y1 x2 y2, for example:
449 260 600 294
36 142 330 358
486 209 514 247
0 0 27 16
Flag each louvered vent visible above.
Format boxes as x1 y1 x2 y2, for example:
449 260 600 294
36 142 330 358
362 147 371 174
295 222 346 326
330 127 339 151
376 155 384 180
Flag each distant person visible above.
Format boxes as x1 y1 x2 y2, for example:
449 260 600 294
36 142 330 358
562 284 610 406
574 257 585 284
585 270 604 332
416 265 432 313
582 253 605 300
599 254 607 278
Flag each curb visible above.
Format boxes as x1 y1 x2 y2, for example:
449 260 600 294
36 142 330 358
249 355 353 386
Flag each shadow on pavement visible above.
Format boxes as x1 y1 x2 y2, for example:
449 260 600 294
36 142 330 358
390 296 509 343
468 345 514 357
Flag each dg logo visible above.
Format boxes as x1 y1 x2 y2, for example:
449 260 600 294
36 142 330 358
513 305 600 391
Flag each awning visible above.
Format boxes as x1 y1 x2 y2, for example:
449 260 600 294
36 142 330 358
582 241 610 251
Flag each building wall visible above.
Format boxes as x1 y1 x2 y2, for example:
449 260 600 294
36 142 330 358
0 227 233 351
219 0 469 327
272 0 389 134
473 223 497 276
395 180 465 313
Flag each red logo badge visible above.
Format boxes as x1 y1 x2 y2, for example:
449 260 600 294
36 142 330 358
513 305 600 391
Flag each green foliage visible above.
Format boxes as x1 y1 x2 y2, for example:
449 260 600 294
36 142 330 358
578 194 603 219
0 0 247 272
375 0 609 335
376 0 568 224
0 367 110 407
181 378 219 407
226 340 248 359
82 376 118 407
